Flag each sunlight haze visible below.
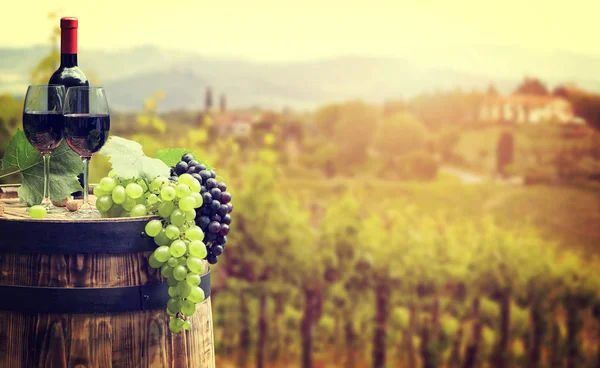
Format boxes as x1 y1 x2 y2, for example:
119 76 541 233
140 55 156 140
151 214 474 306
1 0 600 61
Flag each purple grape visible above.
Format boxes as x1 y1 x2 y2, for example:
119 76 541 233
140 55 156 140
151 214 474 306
220 192 232 204
199 170 211 182
191 173 203 184
189 160 199 167
200 206 212 215
217 204 228 217
187 165 201 174
207 254 218 264
205 178 217 189
212 245 224 256
217 182 227 192
211 214 222 222
200 186 207 194
197 215 210 229
169 176 178 181
222 214 232 225
209 170 216 179
219 224 230 236
210 200 221 212
210 188 221 200
202 192 212 204
205 232 217 242
227 202 233 214
181 153 194 163
216 235 227 245
208 221 221 233
197 163 207 171
175 161 188 175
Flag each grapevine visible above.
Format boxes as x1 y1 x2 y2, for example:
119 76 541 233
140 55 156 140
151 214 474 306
94 152 232 333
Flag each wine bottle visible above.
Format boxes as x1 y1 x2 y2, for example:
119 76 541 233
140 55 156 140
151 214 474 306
49 17 89 198
49 17 89 90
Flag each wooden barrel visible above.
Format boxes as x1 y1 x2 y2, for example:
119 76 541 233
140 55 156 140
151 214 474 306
0 188 215 368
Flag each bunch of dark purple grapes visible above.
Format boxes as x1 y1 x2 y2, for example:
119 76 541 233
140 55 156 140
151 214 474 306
170 153 232 265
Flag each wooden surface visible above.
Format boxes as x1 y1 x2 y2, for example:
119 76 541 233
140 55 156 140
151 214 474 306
0 191 216 368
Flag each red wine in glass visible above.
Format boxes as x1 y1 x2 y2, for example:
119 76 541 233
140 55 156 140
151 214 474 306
22 111 64 154
63 114 110 158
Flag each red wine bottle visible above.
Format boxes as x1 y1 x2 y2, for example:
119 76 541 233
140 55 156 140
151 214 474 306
50 17 89 198
49 17 89 90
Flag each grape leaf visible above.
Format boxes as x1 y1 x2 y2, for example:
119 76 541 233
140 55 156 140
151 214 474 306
1 130 83 206
99 136 170 180
155 148 196 167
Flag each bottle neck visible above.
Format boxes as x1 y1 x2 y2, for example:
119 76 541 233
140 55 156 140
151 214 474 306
60 53 78 67
60 25 78 67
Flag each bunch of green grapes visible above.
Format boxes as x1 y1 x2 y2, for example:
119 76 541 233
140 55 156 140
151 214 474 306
95 172 207 333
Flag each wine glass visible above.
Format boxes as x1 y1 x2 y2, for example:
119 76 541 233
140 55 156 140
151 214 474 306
22 84 66 212
63 86 110 218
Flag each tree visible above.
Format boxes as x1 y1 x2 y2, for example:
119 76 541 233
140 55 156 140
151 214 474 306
513 78 548 95
553 85 600 131
496 131 514 176
220 93 227 113
205 87 213 112
373 112 427 157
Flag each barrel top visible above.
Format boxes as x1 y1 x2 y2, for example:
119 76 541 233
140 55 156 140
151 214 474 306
0 185 158 254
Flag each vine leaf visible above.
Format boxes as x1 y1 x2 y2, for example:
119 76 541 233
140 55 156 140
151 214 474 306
1 130 83 206
99 136 170 181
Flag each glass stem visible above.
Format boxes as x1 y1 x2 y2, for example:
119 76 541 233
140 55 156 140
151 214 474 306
41 154 51 207
81 157 91 210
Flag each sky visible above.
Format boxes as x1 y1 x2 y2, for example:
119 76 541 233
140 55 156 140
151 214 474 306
1 0 600 62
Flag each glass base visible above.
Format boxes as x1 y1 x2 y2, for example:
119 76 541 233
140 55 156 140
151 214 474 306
66 209 101 219
42 203 67 214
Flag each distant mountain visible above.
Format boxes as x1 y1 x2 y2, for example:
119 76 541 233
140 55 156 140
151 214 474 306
1 45 600 111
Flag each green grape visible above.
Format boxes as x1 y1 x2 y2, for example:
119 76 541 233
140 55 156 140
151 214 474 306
176 280 192 298
170 209 185 227
29 205 47 219
190 179 201 193
130 204 148 217
183 320 191 331
186 273 201 287
187 257 205 274
161 264 174 278
170 240 187 257
178 196 196 212
160 186 176 201
122 197 137 211
111 185 126 204
99 177 117 192
178 256 187 265
150 176 168 193
147 193 159 205
181 300 196 316
190 192 203 208
137 179 148 193
178 173 195 187
166 308 176 317
126 183 144 199
168 286 179 297
106 204 124 218
167 277 179 287
173 265 188 281
169 317 184 333
175 183 191 199
95 195 113 212
93 185 107 197
136 196 146 205
187 287 205 303
148 254 163 269
154 229 170 246
145 220 163 237
153 246 171 262
188 240 207 258
165 225 180 239
185 226 204 241
185 210 196 221
158 201 176 218
108 170 116 178
167 297 183 314
168 257 179 267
